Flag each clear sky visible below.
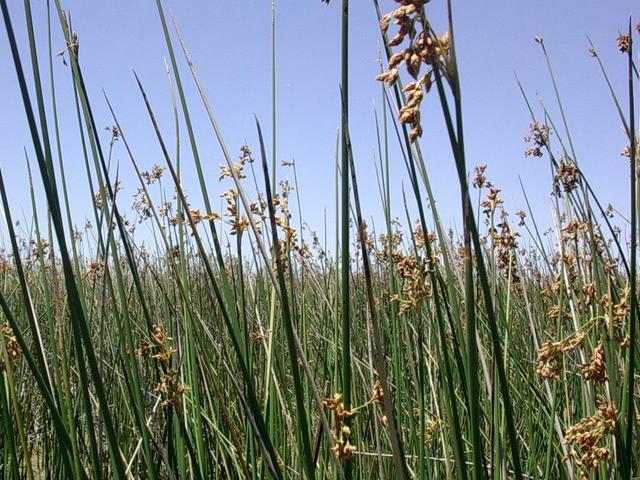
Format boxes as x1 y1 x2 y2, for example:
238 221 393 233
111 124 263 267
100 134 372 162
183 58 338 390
0 1 636 249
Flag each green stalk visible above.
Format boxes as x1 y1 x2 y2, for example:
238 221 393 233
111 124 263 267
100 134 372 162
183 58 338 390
429 3 524 478
623 19 637 480
153 3 244 372
271 0 277 192
4 2 126 475
341 91 410 479
257 120 316 480
0 326 34 480
340 2 352 479
133 74 284 480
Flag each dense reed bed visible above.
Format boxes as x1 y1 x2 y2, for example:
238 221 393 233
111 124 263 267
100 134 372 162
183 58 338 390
0 0 638 478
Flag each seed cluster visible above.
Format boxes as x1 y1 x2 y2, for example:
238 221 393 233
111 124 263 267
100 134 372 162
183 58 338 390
616 33 630 53
1 323 21 370
564 398 616 479
155 370 190 407
374 225 437 316
376 0 451 142
323 393 358 461
535 332 585 380
577 343 606 384
136 325 189 407
524 122 551 158
553 159 579 195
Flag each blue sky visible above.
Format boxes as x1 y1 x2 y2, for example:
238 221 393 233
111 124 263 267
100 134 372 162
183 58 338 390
0 1 636 249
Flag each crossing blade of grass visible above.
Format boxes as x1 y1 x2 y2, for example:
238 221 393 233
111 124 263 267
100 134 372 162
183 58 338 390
0 310 34 480
587 38 631 138
153 0 231 280
63 54 165 480
373 3 469 477
52 8 170 478
412 20 489 474
45 0 79 269
339 4 353 480
0 374 20 479
167 28 343 480
22 0 56 184
340 88 410 480
429 3 524 478
3 1 127 476
0 161 54 394
133 72 284 480
623 18 637 480
271 0 277 192
0 287 76 477
256 119 315 480
434 56 521 480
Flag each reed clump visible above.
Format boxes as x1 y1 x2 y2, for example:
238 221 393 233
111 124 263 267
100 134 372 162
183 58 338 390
0 1 637 479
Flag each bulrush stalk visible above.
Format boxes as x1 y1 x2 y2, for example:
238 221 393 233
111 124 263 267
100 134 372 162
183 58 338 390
623 19 637 479
340 1 353 479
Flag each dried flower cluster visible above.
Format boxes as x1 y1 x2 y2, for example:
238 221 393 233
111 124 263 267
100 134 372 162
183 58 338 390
145 324 177 367
141 164 165 185
136 325 189 407
493 219 520 280
413 223 437 252
621 143 639 162
29 240 50 262
553 159 579 195
376 0 451 142
250 330 267 343
472 165 488 189
389 252 432 316
84 260 105 282
323 393 358 461
561 220 589 242
94 190 105 209
524 122 551 158
423 417 439 442
219 144 254 181
564 397 616 478
481 186 503 216
132 187 153 222
216 146 267 237
221 189 249 236
155 370 190 407
370 380 384 405
273 180 297 244
1 323 21 370
170 207 219 227
601 284 630 334
616 33 630 53
535 332 585 380
105 125 120 145
577 343 606 384
57 30 79 66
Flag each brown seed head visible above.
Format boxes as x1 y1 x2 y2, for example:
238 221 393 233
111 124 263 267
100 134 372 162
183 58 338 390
617 33 630 53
